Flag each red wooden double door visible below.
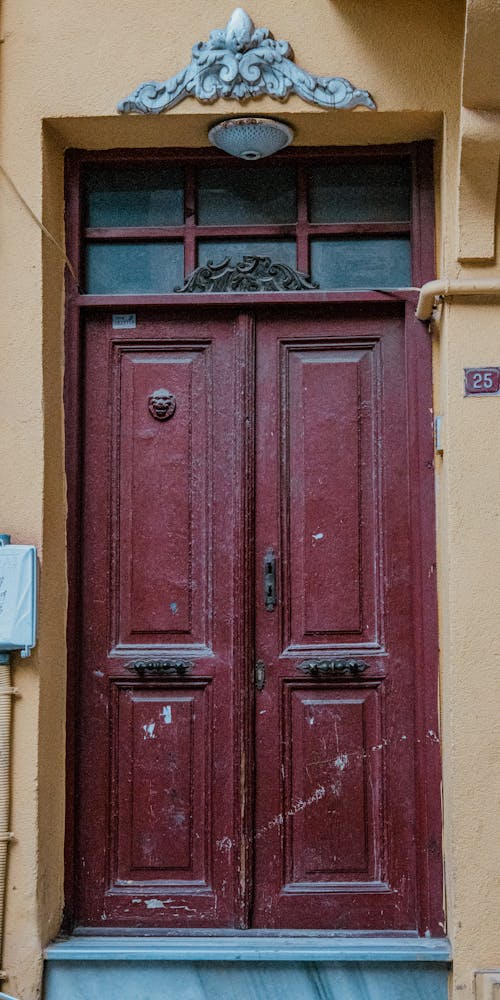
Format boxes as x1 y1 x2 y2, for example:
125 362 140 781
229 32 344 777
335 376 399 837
74 302 440 932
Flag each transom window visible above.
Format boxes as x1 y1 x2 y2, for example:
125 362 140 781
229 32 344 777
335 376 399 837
82 153 414 294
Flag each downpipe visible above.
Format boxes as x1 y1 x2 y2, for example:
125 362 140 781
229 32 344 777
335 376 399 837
0 651 14 985
0 534 16 987
416 278 500 321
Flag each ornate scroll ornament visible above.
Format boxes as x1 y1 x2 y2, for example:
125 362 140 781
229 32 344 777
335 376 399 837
148 388 177 421
297 658 369 677
118 8 376 115
176 255 318 293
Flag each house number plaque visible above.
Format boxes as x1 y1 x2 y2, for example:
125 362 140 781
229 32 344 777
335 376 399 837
464 367 500 395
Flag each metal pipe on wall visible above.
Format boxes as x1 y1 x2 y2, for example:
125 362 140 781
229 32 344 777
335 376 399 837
416 279 500 320
0 534 16 985
0 652 14 984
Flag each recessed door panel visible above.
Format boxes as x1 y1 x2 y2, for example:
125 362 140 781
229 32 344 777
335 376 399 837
116 347 211 649
283 683 382 886
284 344 379 650
113 683 212 885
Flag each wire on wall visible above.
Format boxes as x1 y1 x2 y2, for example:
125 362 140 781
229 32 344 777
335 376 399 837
0 164 79 286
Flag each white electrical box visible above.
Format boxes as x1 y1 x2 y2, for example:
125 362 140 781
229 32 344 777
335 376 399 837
0 544 37 657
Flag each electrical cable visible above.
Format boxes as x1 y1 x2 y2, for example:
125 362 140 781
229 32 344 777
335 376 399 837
0 163 79 285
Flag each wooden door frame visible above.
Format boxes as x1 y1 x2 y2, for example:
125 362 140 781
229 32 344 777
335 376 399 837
63 142 442 935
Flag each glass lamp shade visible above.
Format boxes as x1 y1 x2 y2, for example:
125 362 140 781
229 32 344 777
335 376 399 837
208 117 294 160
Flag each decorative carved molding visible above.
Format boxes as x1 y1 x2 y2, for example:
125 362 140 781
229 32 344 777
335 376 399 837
126 659 194 677
176 255 318 293
118 8 376 115
148 388 177 421
297 658 369 678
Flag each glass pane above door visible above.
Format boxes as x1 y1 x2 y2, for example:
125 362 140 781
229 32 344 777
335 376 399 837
79 151 421 294
309 161 411 223
197 165 297 225
310 236 411 288
85 242 184 294
85 165 184 228
198 239 296 269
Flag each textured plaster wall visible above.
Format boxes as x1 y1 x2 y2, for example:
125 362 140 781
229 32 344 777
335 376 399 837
436 290 500 998
1 2 498 999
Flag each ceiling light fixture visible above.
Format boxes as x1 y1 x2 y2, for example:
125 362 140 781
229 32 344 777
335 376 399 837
208 117 294 160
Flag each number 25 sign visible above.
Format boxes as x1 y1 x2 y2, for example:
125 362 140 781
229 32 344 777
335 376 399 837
464 367 500 396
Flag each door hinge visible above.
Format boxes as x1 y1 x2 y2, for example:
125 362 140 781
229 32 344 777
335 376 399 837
434 414 444 454
255 660 266 692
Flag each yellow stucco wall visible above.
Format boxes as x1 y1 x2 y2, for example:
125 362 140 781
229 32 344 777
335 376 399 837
0 1 499 997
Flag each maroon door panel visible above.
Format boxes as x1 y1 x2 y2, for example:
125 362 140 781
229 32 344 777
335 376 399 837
252 311 417 929
284 344 379 650
72 304 441 934
116 348 211 649
76 312 249 928
114 683 213 884
283 684 382 885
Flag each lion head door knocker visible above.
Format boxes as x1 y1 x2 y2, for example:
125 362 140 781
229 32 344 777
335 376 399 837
148 388 177 421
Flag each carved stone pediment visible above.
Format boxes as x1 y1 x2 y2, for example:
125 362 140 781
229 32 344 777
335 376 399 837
175 256 319 293
118 8 376 115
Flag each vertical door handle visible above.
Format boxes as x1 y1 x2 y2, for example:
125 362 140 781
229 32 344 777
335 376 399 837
263 548 277 611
